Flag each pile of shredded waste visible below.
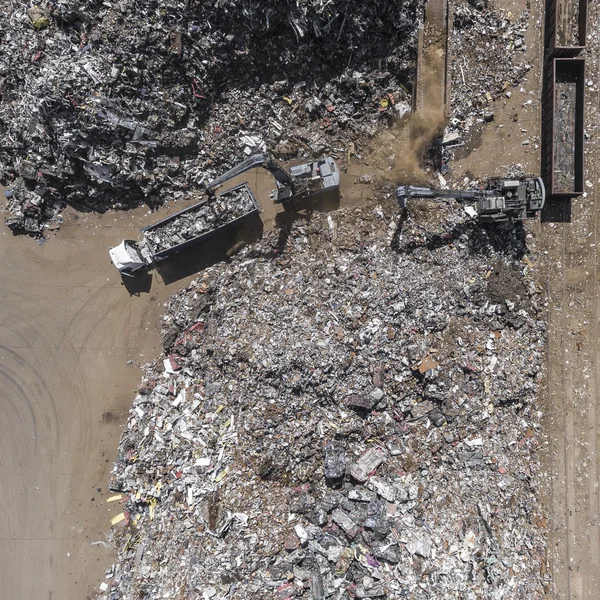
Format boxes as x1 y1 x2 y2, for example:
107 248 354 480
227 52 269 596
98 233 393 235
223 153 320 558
102 200 548 599
0 0 420 234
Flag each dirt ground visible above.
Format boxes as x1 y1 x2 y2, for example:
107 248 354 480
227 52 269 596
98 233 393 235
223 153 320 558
0 161 381 600
542 2 600 598
457 1 600 598
0 196 202 600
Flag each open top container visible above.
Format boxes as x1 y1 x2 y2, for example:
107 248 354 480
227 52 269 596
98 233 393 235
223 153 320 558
542 57 585 197
547 0 588 56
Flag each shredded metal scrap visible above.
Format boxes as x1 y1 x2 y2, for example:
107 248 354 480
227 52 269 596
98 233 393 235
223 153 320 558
101 201 548 599
0 0 421 232
147 186 255 253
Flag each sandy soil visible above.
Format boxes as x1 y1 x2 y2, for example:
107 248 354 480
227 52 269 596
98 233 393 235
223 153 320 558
543 2 600 598
0 197 202 599
457 1 600 597
0 157 381 600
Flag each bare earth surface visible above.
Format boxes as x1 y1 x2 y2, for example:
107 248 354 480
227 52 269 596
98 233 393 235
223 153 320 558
0 159 376 600
544 3 600 598
0 201 185 600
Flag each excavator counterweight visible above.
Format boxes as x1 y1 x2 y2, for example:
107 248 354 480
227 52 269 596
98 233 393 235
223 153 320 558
396 177 545 223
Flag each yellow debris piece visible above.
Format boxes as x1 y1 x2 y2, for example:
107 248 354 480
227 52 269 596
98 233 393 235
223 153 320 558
107 494 122 503
111 513 126 526
149 499 157 521
215 466 229 483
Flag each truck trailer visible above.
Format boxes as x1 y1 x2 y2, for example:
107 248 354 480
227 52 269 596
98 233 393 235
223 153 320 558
109 182 260 275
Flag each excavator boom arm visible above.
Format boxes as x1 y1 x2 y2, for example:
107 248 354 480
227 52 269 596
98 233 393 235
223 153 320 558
396 177 545 222
396 185 482 208
205 153 295 194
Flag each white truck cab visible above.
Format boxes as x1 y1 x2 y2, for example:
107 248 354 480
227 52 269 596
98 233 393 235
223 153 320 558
109 240 146 276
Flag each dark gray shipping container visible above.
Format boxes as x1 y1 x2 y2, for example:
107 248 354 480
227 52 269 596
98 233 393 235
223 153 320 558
542 57 585 197
547 0 588 56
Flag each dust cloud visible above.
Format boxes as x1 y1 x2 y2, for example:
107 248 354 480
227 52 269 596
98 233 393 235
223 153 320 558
366 36 448 185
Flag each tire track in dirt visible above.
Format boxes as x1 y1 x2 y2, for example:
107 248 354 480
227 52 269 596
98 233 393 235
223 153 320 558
0 208 176 600
546 1 600 596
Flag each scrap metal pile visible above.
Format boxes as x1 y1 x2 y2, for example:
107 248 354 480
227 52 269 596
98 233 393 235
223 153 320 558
449 1 533 133
0 0 420 234
147 186 256 253
101 201 548 599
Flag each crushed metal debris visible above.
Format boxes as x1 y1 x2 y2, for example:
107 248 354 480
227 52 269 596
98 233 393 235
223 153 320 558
0 0 421 235
100 201 548 599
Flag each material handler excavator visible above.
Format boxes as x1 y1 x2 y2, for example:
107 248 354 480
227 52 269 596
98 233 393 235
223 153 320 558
396 176 546 223
204 152 340 203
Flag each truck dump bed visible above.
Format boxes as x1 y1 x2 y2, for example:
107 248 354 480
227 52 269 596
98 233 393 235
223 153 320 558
542 57 585 197
547 0 588 56
142 183 260 260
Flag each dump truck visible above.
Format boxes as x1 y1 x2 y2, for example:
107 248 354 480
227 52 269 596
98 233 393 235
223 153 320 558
396 177 546 223
109 182 260 275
